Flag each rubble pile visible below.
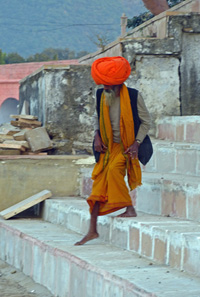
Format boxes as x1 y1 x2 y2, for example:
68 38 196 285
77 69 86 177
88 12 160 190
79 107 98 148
0 115 53 155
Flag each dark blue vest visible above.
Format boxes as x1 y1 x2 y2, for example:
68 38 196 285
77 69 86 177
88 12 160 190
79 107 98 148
96 87 140 137
94 87 153 165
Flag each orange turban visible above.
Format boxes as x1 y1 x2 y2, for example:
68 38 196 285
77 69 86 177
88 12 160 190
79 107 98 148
91 56 131 85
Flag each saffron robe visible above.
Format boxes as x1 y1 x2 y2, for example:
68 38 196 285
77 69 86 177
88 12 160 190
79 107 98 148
87 84 142 215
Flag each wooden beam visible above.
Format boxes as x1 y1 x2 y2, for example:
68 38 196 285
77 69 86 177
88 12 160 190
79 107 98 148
0 190 52 219
10 114 38 120
0 143 26 151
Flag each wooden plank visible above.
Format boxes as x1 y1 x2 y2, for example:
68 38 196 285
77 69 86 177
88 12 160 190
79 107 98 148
21 152 48 155
0 190 52 219
18 118 41 126
0 143 26 151
0 135 14 140
13 129 29 141
0 124 20 135
10 114 38 120
25 127 52 152
0 149 21 155
4 140 30 149
11 120 41 129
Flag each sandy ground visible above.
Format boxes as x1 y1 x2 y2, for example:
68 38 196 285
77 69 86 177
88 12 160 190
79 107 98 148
0 259 53 297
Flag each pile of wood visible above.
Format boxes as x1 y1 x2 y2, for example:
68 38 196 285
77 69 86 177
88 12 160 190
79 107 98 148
0 115 53 155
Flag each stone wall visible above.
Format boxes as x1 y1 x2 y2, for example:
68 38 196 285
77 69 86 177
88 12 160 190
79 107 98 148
19 65 97 154
79 13 200 121
0 155 92 211
0 60 78 108
19 12 200 154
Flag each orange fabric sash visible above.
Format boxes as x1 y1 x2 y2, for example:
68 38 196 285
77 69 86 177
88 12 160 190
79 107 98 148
97 84 141 190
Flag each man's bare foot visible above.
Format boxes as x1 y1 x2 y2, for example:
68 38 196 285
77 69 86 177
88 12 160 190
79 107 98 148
74 232 99 245
117 206 137 217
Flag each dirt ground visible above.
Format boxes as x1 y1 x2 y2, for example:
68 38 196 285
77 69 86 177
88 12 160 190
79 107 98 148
0 259 53 297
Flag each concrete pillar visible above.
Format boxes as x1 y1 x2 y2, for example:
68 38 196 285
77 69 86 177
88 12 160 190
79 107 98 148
121 13 127 36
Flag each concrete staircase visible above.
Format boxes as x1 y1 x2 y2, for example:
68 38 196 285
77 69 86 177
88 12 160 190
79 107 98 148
0 116 200 297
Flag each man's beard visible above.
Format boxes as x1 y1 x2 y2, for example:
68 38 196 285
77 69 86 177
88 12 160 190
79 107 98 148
104 89 115 106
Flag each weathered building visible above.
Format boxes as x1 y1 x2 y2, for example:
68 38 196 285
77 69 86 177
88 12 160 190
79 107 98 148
19 0 200 154
19 65 96 154
0 60 78 124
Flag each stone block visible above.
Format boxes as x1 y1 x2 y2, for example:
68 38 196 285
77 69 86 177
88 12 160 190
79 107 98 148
141 232 152 258
187 193 200 222
80 216 90 236
153 228 168 264
13 233 23 270
168 233 182 269
129 226 140 252
55 254 71 297
186 122 200 143
156 147 175 173
102 280 124 297
32 244 44 284
176 149 197 175
197 151 200 176
25 127 52 152
57 208 68 227
66 211 82 233
111 222 129 250
157 123 175 141
70 263 87 297
85 270 104 297
42 249 56 294
98 219 111 243
161 188 186 219
136 182 162 215
183 234 200 276
22 238 33 277
45 204 58 224
4 231 15 266
176 123 184 142
154 237 167 263
0 226 6 261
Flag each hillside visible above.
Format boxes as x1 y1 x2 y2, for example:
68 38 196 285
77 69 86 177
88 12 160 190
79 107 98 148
0 0 145 58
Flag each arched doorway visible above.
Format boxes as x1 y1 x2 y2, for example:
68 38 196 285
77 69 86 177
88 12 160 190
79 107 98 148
0 98 19 125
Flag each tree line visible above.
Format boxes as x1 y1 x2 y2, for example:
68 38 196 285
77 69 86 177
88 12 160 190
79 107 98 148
0 0 185 64
0 48 89 65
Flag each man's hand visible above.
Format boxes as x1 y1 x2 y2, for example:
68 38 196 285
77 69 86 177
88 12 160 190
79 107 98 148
124 140 140 159
94 130 107 153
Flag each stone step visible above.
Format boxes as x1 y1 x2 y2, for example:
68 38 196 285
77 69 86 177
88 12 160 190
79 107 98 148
156 116 200 143
136 172 200 222
143 139 200 177
41 197 200 278
80 169 200 223
1 216 200 297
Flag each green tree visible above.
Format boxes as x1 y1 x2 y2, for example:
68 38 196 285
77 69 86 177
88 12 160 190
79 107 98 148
168 0 185 7
5 52 25 64
76 50 89 59
127 12 153 29
0 49 6 64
